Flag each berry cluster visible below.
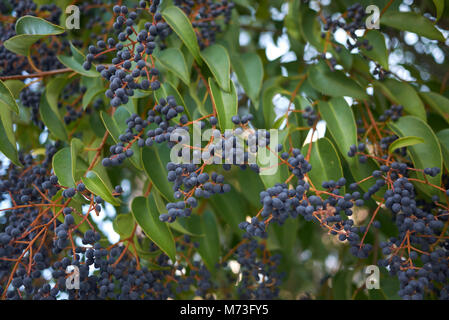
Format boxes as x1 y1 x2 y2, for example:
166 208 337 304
61 83 89 125
0 146 220 300
373 63 391 80
5 236 215 300
235 240 284 299
0 2 66 76
239 148 313 238
322 3 372 53
19 87 44 129
378 105 404 122
162 163 231 222
174 0 235 49
302 106 319 126
84 2 168 107
102 95 186 167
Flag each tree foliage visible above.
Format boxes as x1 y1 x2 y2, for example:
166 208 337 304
0 0 449 300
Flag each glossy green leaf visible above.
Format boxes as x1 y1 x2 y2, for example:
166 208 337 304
70 138 84 181
52 147 76 188
0 108 20 166
113 214 135 239
82 78 105 110
46 76 69 115
201 44 231 92
436 129 449 169
361 30 389 70
433 0 444 20
162 81 191 120
389 116 442 197
39 93 68 140
209 78 238 131
186 211 220 273
333 270 352 300
262 86 286 128
15 15 62 34
82 171 120 206
209 187 247 235
100 111 120 140
100 107 142 170
374 79 426 121
58 43 99 77
208 78 237 131
162 6 201 64
152 190 202 237
302 138 344 192
369 289 388 300
231 52 264 102
155 48 190 85
2 80 25 99
388 136 424 154
131 195 176 261
299 7 324 50
381 11 445 41
133 235 163 261
318 98 357 157
308 62 368 100
258 141 289 189
0 80 20 114
4 16 65 56
319 98 378 192
141 145 175 202
420 91 449 125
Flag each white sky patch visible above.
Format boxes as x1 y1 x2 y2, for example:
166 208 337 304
281 66 288 77
259 32 290 61
104 202 117 219
270 3 289 21
273 93 290 115
85 202 120 243
228 260 241 274
334 28 348 45
299 249 312 262
303 120 327 146
42 269 52 280
303 43 319 62
404 32 419 46
431 46 445 64
399 3 411 12
120 179 131 196
280 51 297 63
175 267 186 276
436 27 449 47
390 65 414 81
325 253 339 273
23 71 41 91
102 220 120 243
309 0 320 11
75 237 84 247
354 29 364 38
389 51 414 81
86 204 105 224
39 129 49 144
272 94 291 129
239 30 251 46
420 84 431 92
343 96 353 106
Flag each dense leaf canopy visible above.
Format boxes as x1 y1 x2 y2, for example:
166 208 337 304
0 0 449 301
